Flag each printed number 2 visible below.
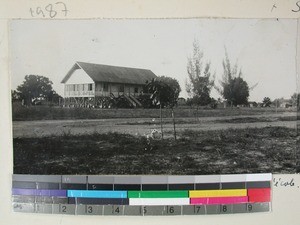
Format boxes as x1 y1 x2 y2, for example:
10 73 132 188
62 205 67 213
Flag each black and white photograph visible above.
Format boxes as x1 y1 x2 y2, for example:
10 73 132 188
10 18 299 175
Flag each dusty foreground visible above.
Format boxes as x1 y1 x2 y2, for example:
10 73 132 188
14 126 299 175
13 112 297 138
13 111 299 174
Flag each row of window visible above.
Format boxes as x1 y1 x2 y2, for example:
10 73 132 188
65 84 93 92
66 83 139 93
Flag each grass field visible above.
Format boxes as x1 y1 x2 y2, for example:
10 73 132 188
12 103 299 175
13 126 299 175
12 102 296 121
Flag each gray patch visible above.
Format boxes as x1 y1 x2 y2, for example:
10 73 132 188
182 205 205 215
124 205 142 215
103 205 124 215
35 203 53 214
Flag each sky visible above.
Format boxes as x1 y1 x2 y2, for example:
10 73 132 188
10 18 298 102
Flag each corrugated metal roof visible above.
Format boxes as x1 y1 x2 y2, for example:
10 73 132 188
61 62 157 85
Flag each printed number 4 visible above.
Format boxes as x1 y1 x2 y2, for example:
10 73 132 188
113 206 120 214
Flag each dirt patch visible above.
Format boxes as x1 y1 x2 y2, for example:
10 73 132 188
13 126 299 175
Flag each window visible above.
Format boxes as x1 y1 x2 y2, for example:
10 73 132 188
73 84 76 91
88 84 93 91
119 85 124 92
134 87 139 93
103 83 108 92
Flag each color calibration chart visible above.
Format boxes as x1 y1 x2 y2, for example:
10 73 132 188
12 173 272 216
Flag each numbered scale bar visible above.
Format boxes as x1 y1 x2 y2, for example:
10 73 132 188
12 173 272 215
12 202 270 215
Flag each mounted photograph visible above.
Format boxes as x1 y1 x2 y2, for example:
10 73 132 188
10 18 299 175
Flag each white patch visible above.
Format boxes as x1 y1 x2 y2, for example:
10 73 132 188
66 68 94 84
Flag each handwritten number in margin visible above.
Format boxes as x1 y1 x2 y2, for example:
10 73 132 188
45 4 57 18
56 2 68 16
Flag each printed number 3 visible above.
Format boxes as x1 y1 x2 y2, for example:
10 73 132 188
87 206 93 213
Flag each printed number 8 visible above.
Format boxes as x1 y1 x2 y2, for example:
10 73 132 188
222 205 227 212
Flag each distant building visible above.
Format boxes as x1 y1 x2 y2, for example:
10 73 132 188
61 62 157 107
279 100 293 108
177 97 186 105
248 101 258 108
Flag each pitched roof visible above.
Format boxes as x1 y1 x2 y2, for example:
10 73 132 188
61 62 157 85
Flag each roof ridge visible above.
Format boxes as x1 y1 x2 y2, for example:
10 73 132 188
76 61 152 71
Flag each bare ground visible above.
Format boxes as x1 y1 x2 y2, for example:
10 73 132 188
13 126 299 175
13 112 297 138
12 110 299 175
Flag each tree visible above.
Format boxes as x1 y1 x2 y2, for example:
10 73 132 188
14 75 54 105
186 40 215 107
218 50 250 106
290 93 300 108
11 90 21 101
146 76 181 140
262 97 272 107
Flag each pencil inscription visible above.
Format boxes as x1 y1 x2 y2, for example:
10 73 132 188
29 2 68 18
273 178 298 188
292 1 300 12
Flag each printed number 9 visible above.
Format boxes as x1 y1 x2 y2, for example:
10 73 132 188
248 204 253 211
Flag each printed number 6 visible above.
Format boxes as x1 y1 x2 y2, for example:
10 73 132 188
168 206 174 213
